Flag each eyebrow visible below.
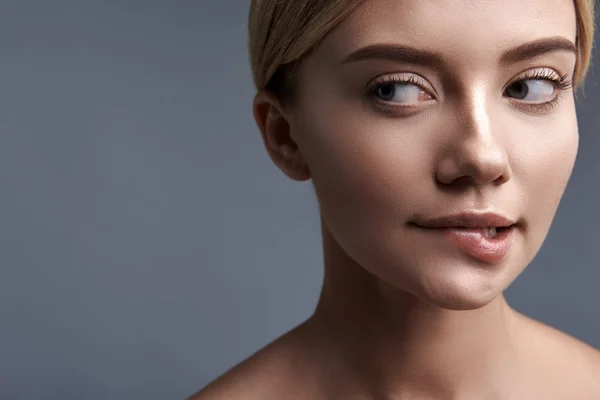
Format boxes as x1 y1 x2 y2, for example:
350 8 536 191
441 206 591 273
342 36 577 67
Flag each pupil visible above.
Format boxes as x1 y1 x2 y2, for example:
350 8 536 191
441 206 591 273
377 84 395 100
508 82 528 99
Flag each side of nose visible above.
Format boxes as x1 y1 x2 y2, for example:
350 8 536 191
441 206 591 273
435 91 512 187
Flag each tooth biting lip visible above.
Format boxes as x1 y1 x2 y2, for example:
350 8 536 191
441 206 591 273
408 212 520 264
437 225 515 231
412 224 517 232
444 225 516 240
411 224 517 264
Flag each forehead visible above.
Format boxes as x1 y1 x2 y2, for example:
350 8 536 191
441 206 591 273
315 0 577 67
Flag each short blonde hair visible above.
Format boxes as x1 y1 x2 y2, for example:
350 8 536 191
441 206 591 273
248 0 596 101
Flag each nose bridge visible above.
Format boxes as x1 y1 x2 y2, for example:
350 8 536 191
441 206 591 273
462 85 494 142
436 84 511 186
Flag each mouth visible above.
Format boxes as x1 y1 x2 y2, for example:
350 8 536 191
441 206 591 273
410 211 520 231
445 224 517 236
409 223 518 264
412 223 517 230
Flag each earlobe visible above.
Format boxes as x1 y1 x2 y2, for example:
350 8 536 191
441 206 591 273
252 90 311 181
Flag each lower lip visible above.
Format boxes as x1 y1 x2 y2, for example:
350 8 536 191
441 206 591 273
416 225 517 264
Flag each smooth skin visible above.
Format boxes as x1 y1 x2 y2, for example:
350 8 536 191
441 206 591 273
192 0 600 398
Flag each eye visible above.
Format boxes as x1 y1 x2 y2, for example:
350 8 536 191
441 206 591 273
504 79 555 102
369 75 434 106
502 69 573 110
376 83 433 104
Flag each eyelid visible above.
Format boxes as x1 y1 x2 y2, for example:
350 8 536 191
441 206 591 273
503 67 573 114
366 72 437 99
506 67 569 89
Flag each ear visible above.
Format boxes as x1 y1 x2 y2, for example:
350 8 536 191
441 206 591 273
252 90 311 181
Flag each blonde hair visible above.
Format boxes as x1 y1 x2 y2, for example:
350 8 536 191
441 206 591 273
248 0 596 101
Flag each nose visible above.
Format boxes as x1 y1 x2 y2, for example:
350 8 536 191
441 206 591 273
435 90 512 187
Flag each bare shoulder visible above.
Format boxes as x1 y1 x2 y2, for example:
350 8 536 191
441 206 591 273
186 322 319 400
514 311 600 397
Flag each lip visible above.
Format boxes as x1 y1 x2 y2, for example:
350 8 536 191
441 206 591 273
410 211 520 264
412 211 518 229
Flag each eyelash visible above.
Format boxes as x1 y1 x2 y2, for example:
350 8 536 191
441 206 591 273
513 70 573 112
366 70 574 113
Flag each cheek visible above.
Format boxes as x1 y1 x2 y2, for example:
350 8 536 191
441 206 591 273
516 110 579 252
293 103 438 290
295 106 427 235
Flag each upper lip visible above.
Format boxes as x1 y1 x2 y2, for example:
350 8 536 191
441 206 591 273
412 211 518 228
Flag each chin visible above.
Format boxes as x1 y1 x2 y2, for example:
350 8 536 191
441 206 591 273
420 290 499 311
408 267 506 311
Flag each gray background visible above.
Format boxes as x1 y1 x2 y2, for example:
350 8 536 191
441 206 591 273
0 2 598 399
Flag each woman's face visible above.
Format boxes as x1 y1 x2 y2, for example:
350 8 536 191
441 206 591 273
286 0 578 309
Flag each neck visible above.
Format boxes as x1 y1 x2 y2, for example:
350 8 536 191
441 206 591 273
307 220 524 399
